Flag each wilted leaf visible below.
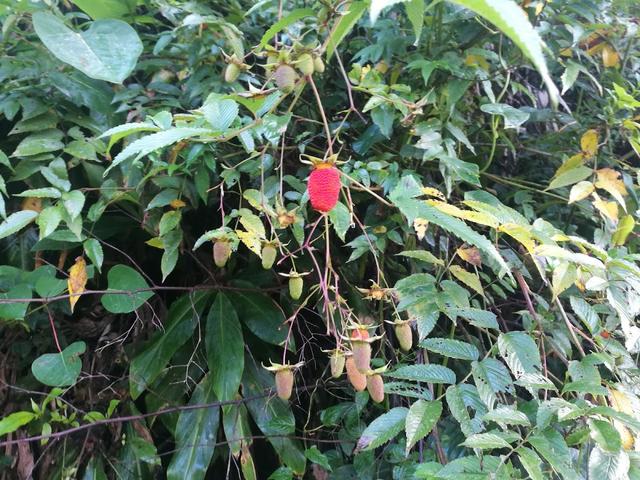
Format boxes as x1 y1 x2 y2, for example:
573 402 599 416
67 257 87 313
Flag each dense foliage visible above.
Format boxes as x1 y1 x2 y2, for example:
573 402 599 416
0 0 639 478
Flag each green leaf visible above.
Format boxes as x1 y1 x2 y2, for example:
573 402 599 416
0 284 32 320
445 385 474 436
62 190 85 220
516 447 544 480
569 296 599 334
548 166 593 190
483 406 531 426
420 338 479 361
405 0 425 46
397 250 444 266
0 411 37 437
386 364 456 384
588 447 630 480
167 375 220 480
105 128 211 175
31 341 86 387
83 239 104 272
497 331 541 379
222 403 252 457
304 446 332 472
326 1 368 59
589 419 622 452
15 188 61 198
33 13 143 84
529 429 579 480
206 293 244 402
71 0 136 19
462 432 512 449
101 265 154 314
228 291 288 346
0 210 38 240
328 202 351 241
201 96 239 131
356 407 408 452
258 8 314 50
405 400 442 456
12 129 64 157
471 358 513 408
129 292 210 399
480 103 530 129
448 307 499 329
447 0 560 107
37 206 62 239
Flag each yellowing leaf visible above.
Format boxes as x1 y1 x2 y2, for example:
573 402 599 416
592 193 618 222
236 229 262 257
534 2 544 16
22 197 42 213
413 217 428 240
67 257 87 313
554 153 584 178
426 200 500 228
238 209 266 239
146 237 164 249
580 129 599 157
421 187 445 200
602 44 620 68
449 265 484 297
457 246 482 267
568 181 595 204
595 168 627 209
612 215 635 246
170 199 186 209
609 387 636 416
464 54 489 71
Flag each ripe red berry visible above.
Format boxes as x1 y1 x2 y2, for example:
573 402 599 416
308 165 340 213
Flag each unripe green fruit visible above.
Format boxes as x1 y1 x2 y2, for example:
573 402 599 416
224 63 240 83
274 64 297 92
330 351 345 378
313 56 325 73
289 275 303 300
261 244 277 269
395 322 413 352
297 53 314 76
367 374 384 403
213 241 231 268
275 369 294 400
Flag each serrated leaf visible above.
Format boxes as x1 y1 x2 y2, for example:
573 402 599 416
516 447 544 480
326 1 368 59
356 407 408 452
569 296 599 334
483 406 531 426
497 332 541 379
405 400 442 456
449 265 484 296
420 338 479 361
462 432 512 449
0 210 38 240
386 364 456 384
472 358 513 409
588 447 630 480
397 250 444 266
258 8 314 50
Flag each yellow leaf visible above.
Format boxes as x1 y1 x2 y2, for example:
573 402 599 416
559 47 573 58
22 197 42 213
580 129 599 157
421 187 445 200
67 257 87 313
449 265 484 297
552 262 577 298
595 168 627 209
568 181 595 204
413 218 428 240
236 230 262 257
612 215 635 246
464 54 489 71
592 193 618 222
534 2 544 16
426 200 500 228
457 246 482 267
170 199 186 209
602 44 620 68
609 387 635 416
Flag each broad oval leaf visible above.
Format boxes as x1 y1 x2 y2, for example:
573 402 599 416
356 407 408 452
31 341 86 387
405 400 442 456
33 13 142 84
101 265 154 314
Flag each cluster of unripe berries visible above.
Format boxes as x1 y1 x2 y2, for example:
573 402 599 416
224 47 325 93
